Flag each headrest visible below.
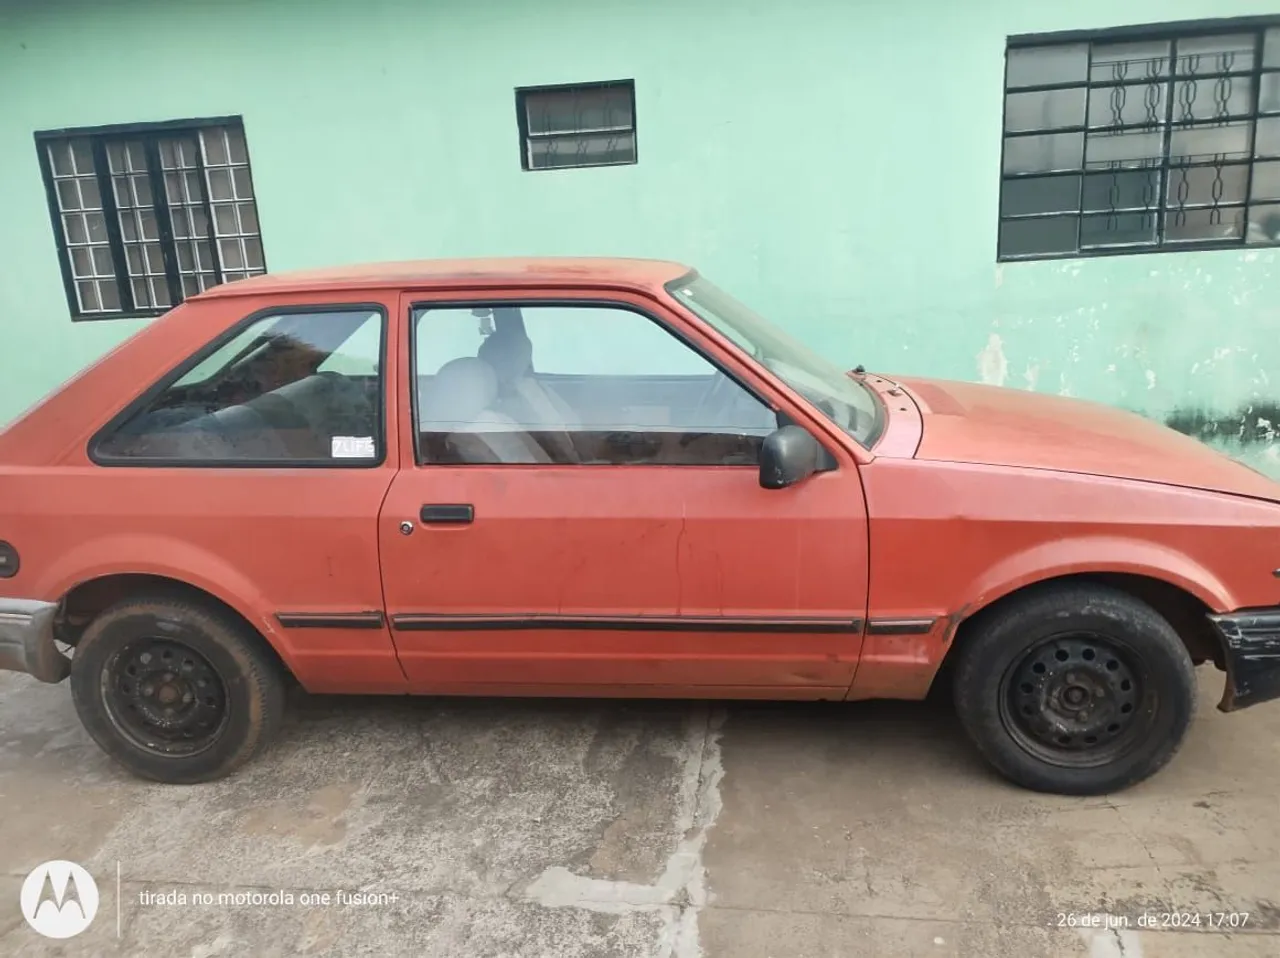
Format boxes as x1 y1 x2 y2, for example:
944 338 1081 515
477 327 533 385
420 357 498 427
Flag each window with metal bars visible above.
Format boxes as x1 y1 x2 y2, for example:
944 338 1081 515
999 18 1280 260
36 117 266 320
515 80 637 171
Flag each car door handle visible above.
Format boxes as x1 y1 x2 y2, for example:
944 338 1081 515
420 504 475 525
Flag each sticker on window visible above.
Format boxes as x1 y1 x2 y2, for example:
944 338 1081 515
332 436 376 459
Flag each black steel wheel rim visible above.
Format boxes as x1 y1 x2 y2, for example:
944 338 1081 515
100 639 229 757
998 631 1155 768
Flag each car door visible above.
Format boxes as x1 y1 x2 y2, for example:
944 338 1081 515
378 287 871 696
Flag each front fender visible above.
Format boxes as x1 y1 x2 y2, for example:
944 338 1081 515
963 535 1236 617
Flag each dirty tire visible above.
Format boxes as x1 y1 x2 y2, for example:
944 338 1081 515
70 596 285 784
952 583 1196 796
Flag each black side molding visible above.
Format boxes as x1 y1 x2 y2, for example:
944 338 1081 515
276 612 385 630
866 618 937 635
392 614 864 633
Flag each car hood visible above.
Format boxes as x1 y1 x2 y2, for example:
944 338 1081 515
891 375 1280 504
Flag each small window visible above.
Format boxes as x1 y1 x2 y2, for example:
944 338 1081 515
36 117 266 319
1000 20 1280 259
412 303 777 466
515 81 637 170
93 308 385 465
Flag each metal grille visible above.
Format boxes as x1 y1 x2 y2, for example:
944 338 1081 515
999 21 1280 259
46 139 118 313
108 139 169 310
516 80 637 171
159 135 218 300
38 118 265 319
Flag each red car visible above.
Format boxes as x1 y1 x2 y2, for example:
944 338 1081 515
2 258 1279 794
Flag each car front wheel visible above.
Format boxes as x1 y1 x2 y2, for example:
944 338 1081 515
952 583 1197 795
70 595 285 784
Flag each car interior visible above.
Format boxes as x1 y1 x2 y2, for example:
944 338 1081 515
92 305 779 466
93 310 382 461
415 307 779 466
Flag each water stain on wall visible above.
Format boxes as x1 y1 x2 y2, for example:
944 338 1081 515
1164 402 1280 445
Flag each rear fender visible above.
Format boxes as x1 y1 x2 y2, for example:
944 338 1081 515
30 534 294 666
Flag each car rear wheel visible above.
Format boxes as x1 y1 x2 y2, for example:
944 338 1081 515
952 583 1196 795
70 596 285 784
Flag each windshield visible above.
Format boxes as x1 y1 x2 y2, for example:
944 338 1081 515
666 273 882 446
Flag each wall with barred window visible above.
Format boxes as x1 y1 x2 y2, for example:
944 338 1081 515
1 0 1278 473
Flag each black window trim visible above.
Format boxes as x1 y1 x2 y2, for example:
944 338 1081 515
407 296 792 468
1010 15 1280 48
514 79 638 172
35 114 265 321
999 14 1280 263
87 302 389 469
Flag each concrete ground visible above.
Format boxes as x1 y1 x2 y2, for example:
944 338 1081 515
1 666 1278 958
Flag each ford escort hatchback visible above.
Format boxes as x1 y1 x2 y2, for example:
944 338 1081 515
3 258 1280 794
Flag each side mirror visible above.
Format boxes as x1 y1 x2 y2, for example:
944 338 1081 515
759 425 825 489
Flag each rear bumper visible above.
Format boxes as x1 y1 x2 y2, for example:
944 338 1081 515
1209 607 1280 712
0 599 69 684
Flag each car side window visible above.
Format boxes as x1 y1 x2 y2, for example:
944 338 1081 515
412 303 778 466
93 307 385 464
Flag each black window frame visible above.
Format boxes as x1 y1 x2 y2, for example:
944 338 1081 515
999 15 1280 261
408 297 785 468
514 80 638 172
35 115 266 321
88 302 389 469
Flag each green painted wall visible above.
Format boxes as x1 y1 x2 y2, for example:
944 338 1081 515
2 0 1279 474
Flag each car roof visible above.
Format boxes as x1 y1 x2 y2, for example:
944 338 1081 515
196 257 695 299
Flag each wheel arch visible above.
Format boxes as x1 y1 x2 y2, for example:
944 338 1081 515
56 572 295 682
932 571 1225 697
30 532 299 680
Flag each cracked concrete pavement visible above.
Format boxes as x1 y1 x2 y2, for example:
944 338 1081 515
2 666 1279 957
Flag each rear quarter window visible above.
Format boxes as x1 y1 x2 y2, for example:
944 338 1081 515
92 306 386 465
